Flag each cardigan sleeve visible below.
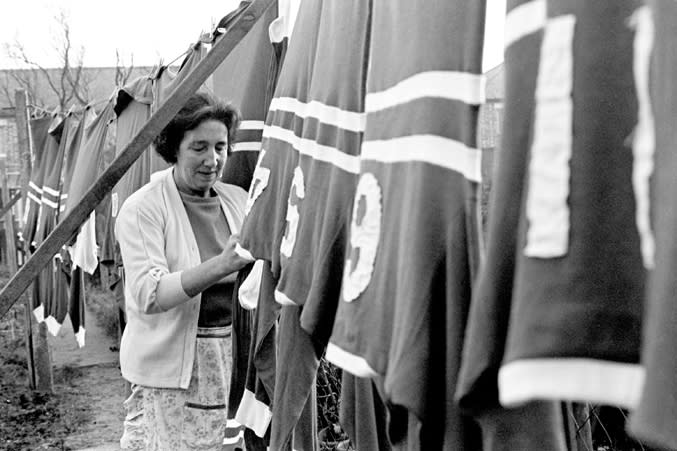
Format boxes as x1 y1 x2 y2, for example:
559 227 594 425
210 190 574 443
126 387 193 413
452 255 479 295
115 199 193 313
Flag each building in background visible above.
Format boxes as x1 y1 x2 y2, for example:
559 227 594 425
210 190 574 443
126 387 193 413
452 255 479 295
0 66 155 188
0 107 20 188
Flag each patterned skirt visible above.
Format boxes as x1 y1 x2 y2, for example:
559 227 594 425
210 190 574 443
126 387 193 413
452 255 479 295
141 325 233 451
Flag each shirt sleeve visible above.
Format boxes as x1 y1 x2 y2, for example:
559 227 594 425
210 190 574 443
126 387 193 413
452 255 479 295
115 200 193 313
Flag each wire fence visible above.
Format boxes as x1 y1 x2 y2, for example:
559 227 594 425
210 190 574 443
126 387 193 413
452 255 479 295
315 358 649 451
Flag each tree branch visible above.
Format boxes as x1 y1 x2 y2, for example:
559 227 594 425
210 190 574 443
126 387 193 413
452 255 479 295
115 49 135 87
3 7 95 110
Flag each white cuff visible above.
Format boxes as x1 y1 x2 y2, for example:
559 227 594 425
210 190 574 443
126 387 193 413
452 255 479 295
155 271 193 311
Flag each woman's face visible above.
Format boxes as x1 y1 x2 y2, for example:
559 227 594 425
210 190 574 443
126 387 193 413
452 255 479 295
173 119 228 197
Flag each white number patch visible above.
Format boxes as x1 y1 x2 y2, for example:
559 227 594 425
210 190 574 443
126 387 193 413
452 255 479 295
342 173 382 302
280 166 305 258
246 164 270 215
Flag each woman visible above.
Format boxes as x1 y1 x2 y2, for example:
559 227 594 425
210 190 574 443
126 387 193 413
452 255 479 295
115 91 251 450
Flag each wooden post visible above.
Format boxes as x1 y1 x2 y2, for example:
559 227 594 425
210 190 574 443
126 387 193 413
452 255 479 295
0 0 273 319
33 317 53 391
14 90 32 230
0 157 36 389
13 90 48 391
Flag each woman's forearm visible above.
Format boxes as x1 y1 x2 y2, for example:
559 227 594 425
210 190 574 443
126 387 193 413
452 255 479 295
180 234 250 297
180 253 240 297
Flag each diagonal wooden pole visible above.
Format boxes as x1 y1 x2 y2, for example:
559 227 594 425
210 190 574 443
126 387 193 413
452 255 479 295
0 0 273 319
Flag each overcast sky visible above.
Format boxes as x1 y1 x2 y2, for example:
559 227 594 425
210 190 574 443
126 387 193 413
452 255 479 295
0 0 241 69
0 0 505 71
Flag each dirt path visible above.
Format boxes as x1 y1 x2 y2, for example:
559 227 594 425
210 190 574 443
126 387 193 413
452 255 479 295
49 307 118 368
46 303 246 451
48 305 125 451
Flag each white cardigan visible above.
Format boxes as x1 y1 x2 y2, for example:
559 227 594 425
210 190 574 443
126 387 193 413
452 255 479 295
115 167 247 389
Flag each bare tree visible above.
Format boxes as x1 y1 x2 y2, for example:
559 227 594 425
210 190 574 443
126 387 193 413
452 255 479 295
1 10 134 111
2 11 92 110
1 69 42 109
114 49 135 88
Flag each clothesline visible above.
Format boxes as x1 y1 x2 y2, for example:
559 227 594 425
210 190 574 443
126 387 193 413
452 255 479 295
25 104 58 119
165 47 191 69
27 97 108 117
23 37 210 118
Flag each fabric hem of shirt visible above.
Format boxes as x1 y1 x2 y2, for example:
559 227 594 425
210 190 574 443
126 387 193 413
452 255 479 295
498 357 644 409
234 389 273 437
325 342 379 379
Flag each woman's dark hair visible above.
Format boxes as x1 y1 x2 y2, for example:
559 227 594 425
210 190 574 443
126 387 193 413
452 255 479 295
154 91 240 164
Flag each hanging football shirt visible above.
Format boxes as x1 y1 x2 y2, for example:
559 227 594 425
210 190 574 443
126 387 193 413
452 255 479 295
224 9 293 431
66 99 116 274
31 114 65 325
628 2 677 449
153 42 210 111
21 115 51 253
338 373 391 451
212 0 278 190
327 0 486 448
456 0 645 418
58 108 93 347
228 265 255 424
210 2 289 442
271 0 369 350
112 74 169 217
235 261 278 440
110 71 170 327
68 266 87 348
94 117 119 268
34 114 69 335
238 0 368 447
270 305 319 451
61 107 95 205
238 0 322 275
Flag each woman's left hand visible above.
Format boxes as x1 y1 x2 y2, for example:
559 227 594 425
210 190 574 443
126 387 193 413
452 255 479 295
219 234 251 275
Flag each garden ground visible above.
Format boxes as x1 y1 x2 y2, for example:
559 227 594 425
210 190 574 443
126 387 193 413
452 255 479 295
0 266 124 451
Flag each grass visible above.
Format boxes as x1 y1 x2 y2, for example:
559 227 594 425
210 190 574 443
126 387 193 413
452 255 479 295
0 263 87 451
84 267 121 341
